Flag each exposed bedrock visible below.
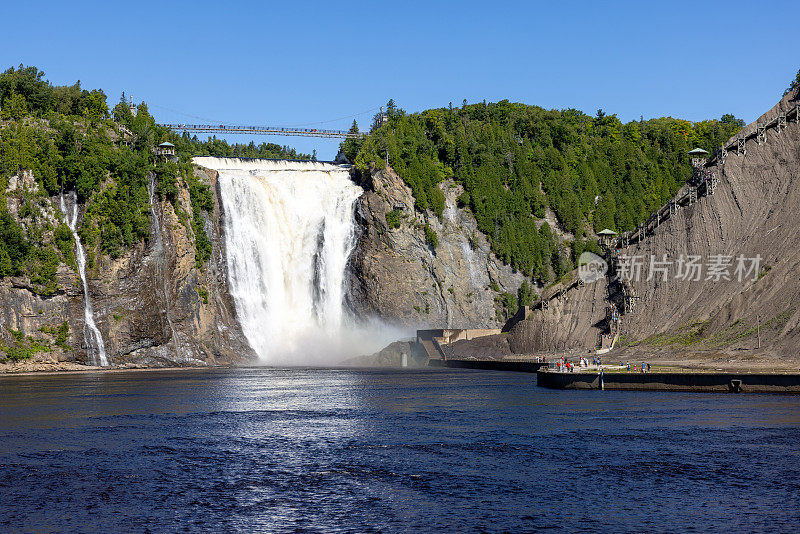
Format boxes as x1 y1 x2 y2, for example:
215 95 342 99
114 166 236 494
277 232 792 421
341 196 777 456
347 166 525 329
507 89 800 361
1 167 253 368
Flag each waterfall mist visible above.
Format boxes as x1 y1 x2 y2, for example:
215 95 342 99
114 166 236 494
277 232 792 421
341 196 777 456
195 157 398 364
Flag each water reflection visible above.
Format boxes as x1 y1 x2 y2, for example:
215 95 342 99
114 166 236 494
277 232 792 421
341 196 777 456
1 368 799 532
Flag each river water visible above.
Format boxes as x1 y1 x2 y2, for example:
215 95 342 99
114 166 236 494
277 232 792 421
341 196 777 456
1 368 798 532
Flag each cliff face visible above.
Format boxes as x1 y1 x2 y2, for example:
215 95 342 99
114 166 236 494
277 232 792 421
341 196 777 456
0 166 254 370
506 89 800 365
506 277 609 354
92 166 253 366
347 167 526 329
12 88 793 370
2 158 531 370
615 89 800 358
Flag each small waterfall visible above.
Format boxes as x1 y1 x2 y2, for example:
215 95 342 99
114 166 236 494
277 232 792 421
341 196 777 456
60 192 108 366
146 174 181 359
194 157 363 362
147 173 163 254
461 238 480 288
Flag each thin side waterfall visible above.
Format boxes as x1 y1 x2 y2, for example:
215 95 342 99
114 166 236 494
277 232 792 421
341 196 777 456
147 174 181 358
461 238 480 288
60 192 108 366
147 173 162 253
194 157 364 363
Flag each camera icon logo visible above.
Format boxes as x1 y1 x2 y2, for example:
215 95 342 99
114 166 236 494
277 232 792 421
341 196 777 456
578 252 608 284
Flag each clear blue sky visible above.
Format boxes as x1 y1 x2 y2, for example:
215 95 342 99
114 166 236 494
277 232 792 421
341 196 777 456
3 0 797 159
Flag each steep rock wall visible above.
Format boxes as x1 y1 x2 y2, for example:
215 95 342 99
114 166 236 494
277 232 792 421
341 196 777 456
93 166 253 366
506 89 800 362
0 166 253 369
507 277 609 354
617 89 800 357
347 167 526 329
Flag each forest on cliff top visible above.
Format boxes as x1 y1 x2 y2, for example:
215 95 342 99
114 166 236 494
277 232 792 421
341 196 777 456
0 65 309 296
344 99 744 282
0 64 756 292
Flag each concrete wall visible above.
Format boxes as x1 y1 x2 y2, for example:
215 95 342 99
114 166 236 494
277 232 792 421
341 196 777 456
536 371 800 393
464 329 503 341
417 328 502 346
439 359 545 373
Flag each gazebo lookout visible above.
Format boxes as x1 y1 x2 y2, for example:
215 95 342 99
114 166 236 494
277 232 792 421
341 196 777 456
155 142 177 162
689 147 709 168
597 228 618 248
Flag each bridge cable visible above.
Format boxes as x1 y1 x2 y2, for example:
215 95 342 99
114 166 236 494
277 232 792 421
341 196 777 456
149 103 380 130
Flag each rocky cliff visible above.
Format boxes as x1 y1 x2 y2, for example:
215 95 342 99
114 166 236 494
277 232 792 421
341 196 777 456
613 88 800 363
0 166 254 370
2 156 531 370
10 90 793 371
347 166 526 329
502 88 800 368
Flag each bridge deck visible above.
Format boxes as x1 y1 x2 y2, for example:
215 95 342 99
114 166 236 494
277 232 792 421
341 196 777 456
160 123 364 139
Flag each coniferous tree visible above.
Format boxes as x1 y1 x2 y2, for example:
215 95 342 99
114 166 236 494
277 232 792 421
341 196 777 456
343 99 744 283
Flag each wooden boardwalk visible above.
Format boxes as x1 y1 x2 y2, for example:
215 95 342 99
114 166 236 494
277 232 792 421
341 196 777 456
619 101 800 249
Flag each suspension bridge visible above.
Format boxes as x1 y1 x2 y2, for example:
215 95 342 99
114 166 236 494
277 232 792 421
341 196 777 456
158 123 366 139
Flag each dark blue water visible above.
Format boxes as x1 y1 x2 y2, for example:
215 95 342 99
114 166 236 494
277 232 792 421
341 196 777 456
1 368 799 533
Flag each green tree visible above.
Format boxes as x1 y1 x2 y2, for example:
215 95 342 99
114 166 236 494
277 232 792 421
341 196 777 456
1 91 28 120
783 68 800 96
0 245 12 276
385 209 401 229
518 280 534 307
0 65 51 114
83 90 109 121
345 98 743 284
424 224 438 249
340 120 362 162
500 291 519 318
386 98 397 119
720 113 745 128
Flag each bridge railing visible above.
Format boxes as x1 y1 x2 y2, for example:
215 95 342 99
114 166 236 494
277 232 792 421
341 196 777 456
159 123 365 139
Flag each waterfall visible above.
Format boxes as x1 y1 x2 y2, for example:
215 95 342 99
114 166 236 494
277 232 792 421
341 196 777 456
147 174 182 359
147 173 162 254
60 192 108 366
461 238 480 288
194 157 364 363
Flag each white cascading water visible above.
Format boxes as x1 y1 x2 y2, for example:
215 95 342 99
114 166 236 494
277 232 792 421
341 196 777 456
147 174 181 359
60 192 108 366
194 157 365 363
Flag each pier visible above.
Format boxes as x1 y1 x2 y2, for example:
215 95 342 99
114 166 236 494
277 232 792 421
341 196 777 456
536 370 800 393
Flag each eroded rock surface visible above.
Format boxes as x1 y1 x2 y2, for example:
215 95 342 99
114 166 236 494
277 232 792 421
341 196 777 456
347 167 525 329
1 167 253 369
